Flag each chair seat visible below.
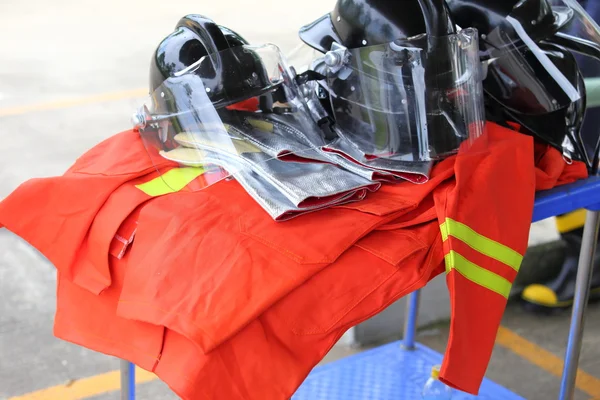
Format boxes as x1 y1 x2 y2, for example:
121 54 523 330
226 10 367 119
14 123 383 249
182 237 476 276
533 176 600 222
293 342 524 400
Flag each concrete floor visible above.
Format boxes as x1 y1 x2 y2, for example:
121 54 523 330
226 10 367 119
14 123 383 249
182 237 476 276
1 1 600 399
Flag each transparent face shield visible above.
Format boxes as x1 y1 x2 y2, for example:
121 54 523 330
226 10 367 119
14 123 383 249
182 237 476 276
132 44 325 191
548 0 600 61
480 14 583 117
321 28 486 161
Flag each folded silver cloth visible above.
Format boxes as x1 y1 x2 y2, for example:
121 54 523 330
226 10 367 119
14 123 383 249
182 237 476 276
231 112 427 183
230 163 370 221
224 112 332 164
169 130 380 209
238 151 380 208
161 146 373 221
322 137 432 184
319 151 409 183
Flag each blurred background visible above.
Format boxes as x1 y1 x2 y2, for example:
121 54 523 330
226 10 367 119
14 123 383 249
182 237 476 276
0 1 599 400
0 0 329 198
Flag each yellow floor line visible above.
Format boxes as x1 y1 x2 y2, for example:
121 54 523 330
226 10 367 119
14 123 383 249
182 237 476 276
8 367 157 400
0 88 147 118
497 326 600 398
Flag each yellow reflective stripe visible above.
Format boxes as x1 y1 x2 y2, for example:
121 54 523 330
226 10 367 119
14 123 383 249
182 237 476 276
135 167 205 197
440 221 449 242
555 209 586 233
441 218 523 272
444 251 512 299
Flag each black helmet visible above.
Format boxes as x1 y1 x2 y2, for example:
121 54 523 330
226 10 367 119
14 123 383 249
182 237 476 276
134 14 334 188
446 0 597 57
446 0 560 42
149 15 249 92
299 0 455 52
485 41 587 157
298 0 487 161
447 0 600 172
148 14 279 111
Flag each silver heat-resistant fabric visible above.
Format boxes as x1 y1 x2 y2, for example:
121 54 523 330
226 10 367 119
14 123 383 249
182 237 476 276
234 112 423 183
322 136 432 183
175 130 380 208
226 112 331 163
319 151 408 183
199 151 371 220
231 163 369 221
240 151 380 207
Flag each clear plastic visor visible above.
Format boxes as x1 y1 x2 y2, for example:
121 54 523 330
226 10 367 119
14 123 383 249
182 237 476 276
549 0 600 61
323 28 486 161
133 44 323 191
480 10 583 115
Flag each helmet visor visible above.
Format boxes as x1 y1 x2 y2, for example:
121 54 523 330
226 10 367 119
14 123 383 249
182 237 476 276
547 0 600 62
480 13 583 116
323 28 486 161
133 44 324 192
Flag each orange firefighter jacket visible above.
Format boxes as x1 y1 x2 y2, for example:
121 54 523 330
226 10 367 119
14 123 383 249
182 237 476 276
0 122 588 398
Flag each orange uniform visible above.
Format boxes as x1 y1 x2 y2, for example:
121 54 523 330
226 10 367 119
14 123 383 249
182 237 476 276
0 130 169 291
0 123 588 399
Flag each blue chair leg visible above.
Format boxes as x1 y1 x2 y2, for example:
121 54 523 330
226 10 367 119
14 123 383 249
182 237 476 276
559 210 600 400
120 360 136 400
402 290 421 350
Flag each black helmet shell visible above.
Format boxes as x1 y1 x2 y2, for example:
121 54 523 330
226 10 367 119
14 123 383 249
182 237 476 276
149 14 276 111
486 41 586 157
299 0 455 52
150 14 247 92
447 0 567 43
